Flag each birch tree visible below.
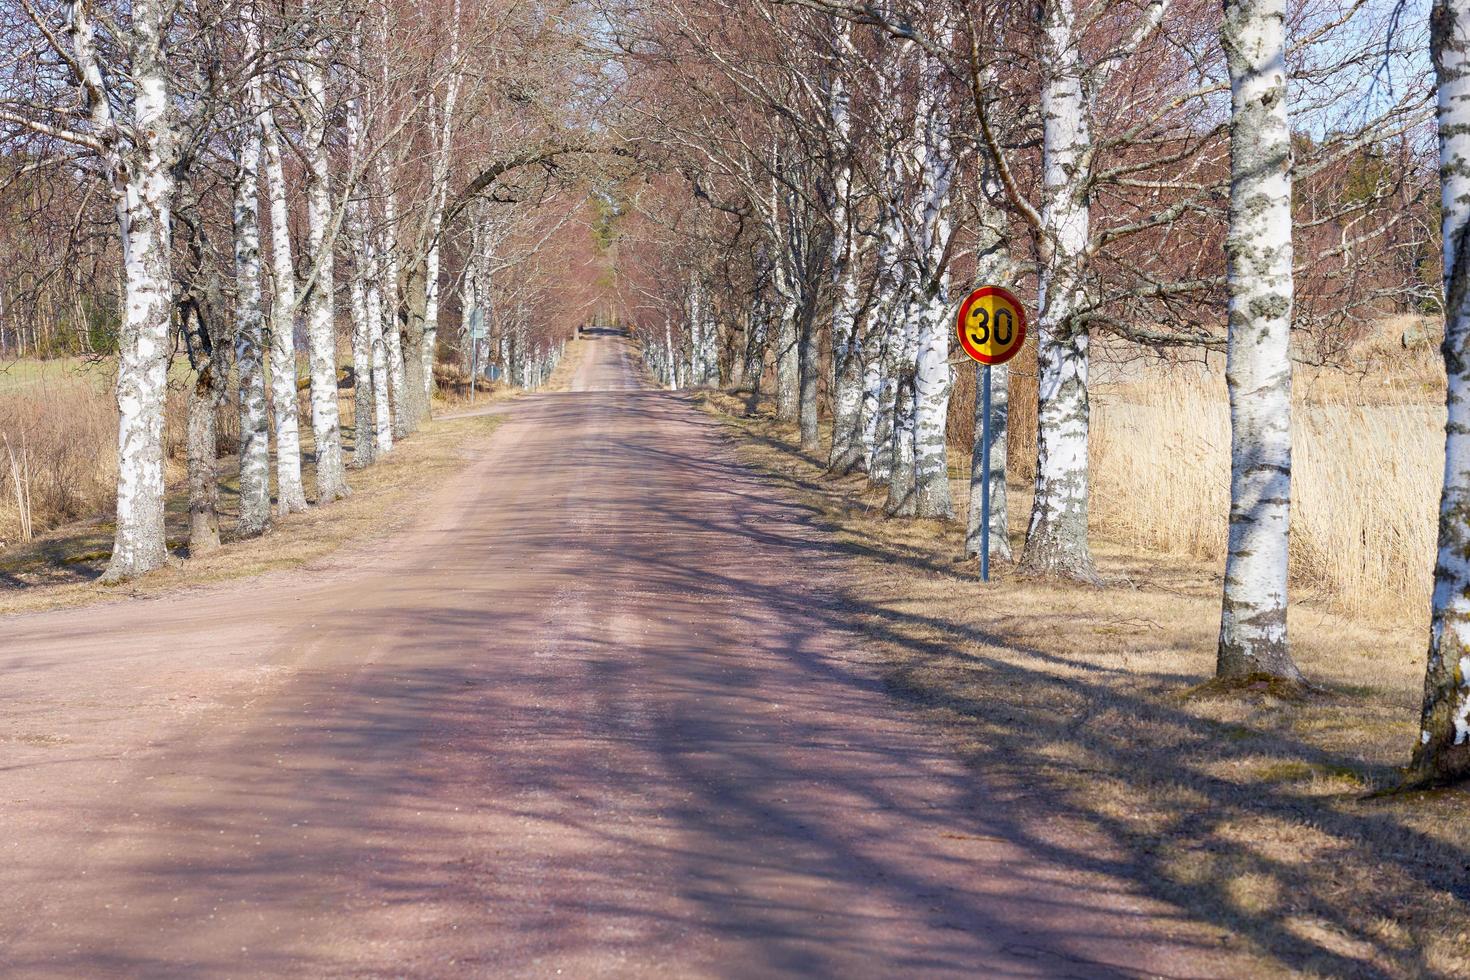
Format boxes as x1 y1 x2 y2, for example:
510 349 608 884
236 42 272 537
825 18 867 473
176 201 229 557
1411 0 1470 785
907 23 957 519
2 0 187 581
1015 0 1103 578
1215 0 1303 684
258 85 311 515
346 18 378 469
298 17 351 503
421 0 465 402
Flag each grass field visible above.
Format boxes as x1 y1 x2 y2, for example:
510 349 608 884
1091 374 1441 618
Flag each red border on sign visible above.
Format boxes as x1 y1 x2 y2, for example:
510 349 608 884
956 286 1028 366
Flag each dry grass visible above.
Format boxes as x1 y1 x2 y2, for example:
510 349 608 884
1091 373 1441 618
939 320 1445 619
700 387 1470 979
0 360 251 546
0 374 132 545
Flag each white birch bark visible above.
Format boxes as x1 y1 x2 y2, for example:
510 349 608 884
460 216 480 375
423 235 442 397
912 291 953 517
420 0 463 404
1216 0 1302 682
909 35 956 518
347 225 375 467
365 234 394 454
345 33 376 469
300 32 350 502
769 174 800 420
380 169 410 438
886 296 921 515
860 338 885 474
866 191 905 484
81 0 174 582
1021 0 1097 579
775 295 799 417
259 98 309 515
688 270 716 385
867 31 912 489
1412 0 1470 783
235 94 271 537
825 23 866 474
459 260 476 374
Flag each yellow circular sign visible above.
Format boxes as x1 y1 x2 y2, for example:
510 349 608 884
956 286 1027 366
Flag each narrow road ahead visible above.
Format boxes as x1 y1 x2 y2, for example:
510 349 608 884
0 336 1238 977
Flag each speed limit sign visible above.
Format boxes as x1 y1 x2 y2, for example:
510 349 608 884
956 286 1027 366
956 284 1027 584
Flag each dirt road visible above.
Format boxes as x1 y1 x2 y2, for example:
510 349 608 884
0 335 1243 977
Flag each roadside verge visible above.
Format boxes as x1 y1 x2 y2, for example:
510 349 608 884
0 410 505 618
696 388 1470 978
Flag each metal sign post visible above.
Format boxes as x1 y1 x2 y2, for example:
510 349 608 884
955 285 1028 583
980 364 992 582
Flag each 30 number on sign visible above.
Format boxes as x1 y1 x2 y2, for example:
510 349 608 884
956 286 1027 366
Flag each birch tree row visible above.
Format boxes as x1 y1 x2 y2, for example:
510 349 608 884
1 0 602 579
603 0 1467 780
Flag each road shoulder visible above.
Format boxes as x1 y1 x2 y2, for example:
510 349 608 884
0 409 506 619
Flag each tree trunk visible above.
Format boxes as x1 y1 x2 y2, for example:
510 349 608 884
869 324 899 486
908 35 956 518
866 218 903 486
797 294 820 451
1410 0 1470 784
912 292 953 517
421 0 461 404
423 242 442 398
825 21 864 473
101 0 173 583
235 100 271 537
1216 0 1302 683
346 45 376 470
1021 0 1097 580
775 296 799 419
349 244 377 468
186 367 223 556
860 333 885 474
366 239 394 455
301 42 350 503
886 365 918 516
399 256 431 432
259 101 309 516
828 305 865 472
380 171 410 439
824 209 864 471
